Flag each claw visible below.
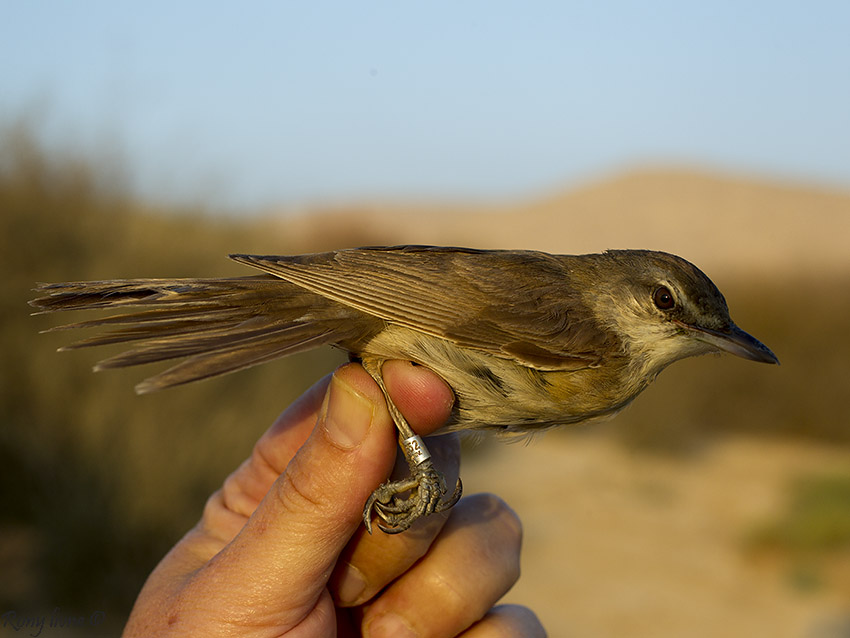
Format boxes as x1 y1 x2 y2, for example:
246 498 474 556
363 460 463 534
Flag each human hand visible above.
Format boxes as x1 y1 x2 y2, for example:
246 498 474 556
122 361 545 637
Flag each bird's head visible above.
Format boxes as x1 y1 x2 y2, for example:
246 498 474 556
586 250 778 375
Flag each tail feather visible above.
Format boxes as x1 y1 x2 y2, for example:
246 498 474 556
134 329 337 394
57 316 247 350
30 276 363 392
95 321 324 370
46 305 245 331
31 275 283 312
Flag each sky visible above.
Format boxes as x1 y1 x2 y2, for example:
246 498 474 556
3 1 849 212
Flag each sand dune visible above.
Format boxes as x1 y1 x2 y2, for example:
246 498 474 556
278 168 850 278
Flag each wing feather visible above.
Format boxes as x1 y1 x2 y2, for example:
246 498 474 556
231 246 611 369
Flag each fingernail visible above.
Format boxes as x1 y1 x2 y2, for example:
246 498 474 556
322 374 374 449
367 612 418 638
335 562 367 606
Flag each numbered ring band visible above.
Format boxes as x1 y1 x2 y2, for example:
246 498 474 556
402 435 431 465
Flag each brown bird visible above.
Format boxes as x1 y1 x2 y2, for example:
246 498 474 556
31 246 778 533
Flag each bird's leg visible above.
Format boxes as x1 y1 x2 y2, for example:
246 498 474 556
360 358 463 534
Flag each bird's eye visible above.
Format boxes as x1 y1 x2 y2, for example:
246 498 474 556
653 286 675 310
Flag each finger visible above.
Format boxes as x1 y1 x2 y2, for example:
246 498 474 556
223 359 453 528
330 433 460 606
193 359 456 579
362 493 523 638
330 362 458 607
461 605 546 638
382 359 455 435
175 363 400 633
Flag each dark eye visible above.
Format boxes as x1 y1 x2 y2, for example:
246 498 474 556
653 286 675 310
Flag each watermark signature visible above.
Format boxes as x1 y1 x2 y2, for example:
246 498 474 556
1 608 105 637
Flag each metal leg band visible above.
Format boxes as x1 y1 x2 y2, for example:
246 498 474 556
402 434 430 465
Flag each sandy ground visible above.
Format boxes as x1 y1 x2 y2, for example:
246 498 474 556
461 435 850 638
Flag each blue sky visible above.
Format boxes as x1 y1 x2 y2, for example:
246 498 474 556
3 1 849 211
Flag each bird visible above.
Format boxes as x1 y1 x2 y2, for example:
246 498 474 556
30 245 778 533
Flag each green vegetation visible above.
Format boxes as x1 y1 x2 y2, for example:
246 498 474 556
750 472 850 554
747 471 850 594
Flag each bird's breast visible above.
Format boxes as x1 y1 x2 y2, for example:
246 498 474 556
356 325 643 434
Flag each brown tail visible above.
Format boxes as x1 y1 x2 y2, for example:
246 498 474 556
30 275 360 393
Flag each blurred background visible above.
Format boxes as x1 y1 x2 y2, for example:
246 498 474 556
2 2 850 636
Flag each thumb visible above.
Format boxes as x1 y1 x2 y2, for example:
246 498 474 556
187 364 398 632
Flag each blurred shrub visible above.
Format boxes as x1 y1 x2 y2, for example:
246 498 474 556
0 121 343 632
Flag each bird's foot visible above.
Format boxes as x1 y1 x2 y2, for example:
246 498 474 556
363 458 462 534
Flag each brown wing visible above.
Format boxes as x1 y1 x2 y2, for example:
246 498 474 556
231 245 612 370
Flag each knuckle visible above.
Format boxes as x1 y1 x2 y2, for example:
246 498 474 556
274 462 326 516
488 604 548 637
470 492 524 548
470 493 523 584
496 499 524 548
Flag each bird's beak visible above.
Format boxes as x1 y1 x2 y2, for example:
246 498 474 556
678 321 779 365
